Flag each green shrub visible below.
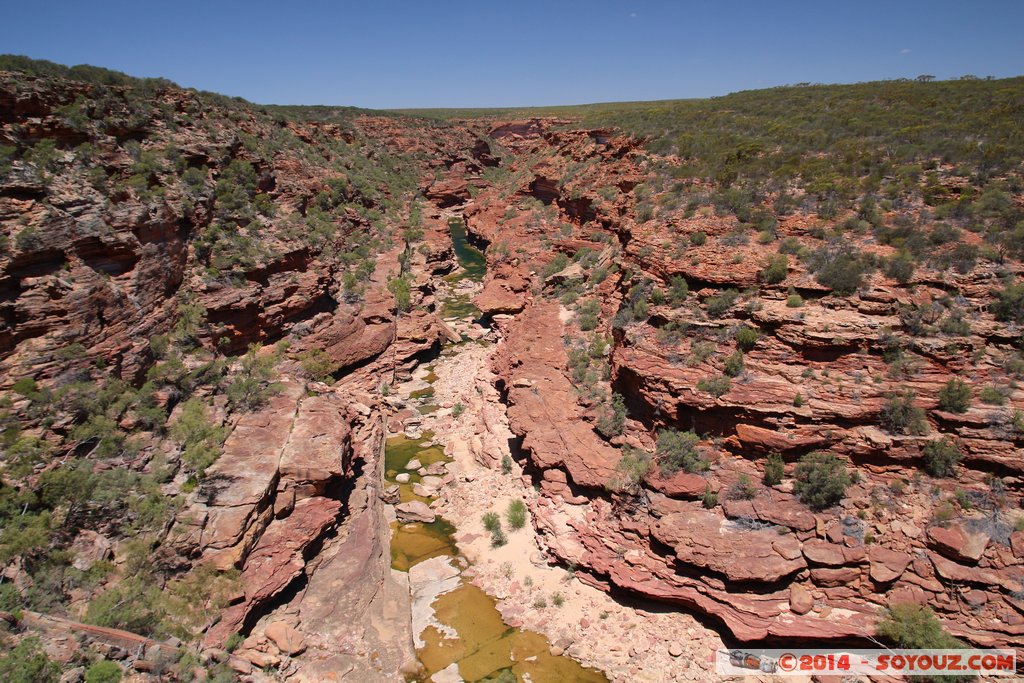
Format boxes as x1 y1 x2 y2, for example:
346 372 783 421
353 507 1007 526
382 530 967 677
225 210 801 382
669 276 689 304
506 499 527 530
992 281 1024 323
885 253 916 283
85 660 122 683
482 512 501 533
0 636 59 683
760 254 789 284
922 438 961 478
85 578 165 636
490 527 507 548
542 253 570 278
877 603 964 651
937 378 971 413
763 453 785 486
596 393 626 438
978 385 1007 405
734 326 760 350
690 231 707 246
576 299 600 330
812 246 870 295
297 348 339 382
11 377 39 397
881 391 928 435
723 351 745 377
730 474 756 500
701 486 718 509
170 398 227 478
793 451 850 510
705 289 739 317
785 293 804 307
696 375 731 397
656 429 706 474
388 276 412 312
606 446 652 494
501 454 513 474
938 313 971 336
226 344 281 412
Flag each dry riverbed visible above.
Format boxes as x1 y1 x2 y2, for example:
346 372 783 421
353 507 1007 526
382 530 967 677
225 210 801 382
406 336 732 683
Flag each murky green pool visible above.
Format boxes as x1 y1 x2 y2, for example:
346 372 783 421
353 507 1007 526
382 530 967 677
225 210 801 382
446 217 487 282
384 432 607 683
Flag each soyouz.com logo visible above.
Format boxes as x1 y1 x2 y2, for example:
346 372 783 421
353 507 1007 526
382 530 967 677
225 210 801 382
715 648 1017 676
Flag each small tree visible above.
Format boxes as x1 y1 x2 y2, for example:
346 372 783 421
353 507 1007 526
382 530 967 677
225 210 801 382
668 276 689 304
760 254 789 284
297 348 339 383
992 281 1024 323
723 351 745 377
388 276 412 312
937 378 971 413
734 326 760 351
729 474 756 500
793 451 850 510
705 289 739 317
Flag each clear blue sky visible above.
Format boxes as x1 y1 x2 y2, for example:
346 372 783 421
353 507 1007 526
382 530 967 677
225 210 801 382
4 0 1023 108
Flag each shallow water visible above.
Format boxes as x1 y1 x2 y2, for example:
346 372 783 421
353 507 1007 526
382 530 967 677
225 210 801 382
442 293 482 319
420 583 607 683
384 431 607 683
447 217 487 282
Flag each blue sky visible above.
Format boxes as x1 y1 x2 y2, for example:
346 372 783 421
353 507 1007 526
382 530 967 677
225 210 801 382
4 0 1023 108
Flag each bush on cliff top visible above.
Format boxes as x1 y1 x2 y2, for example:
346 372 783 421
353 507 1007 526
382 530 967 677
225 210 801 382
877 603 964 650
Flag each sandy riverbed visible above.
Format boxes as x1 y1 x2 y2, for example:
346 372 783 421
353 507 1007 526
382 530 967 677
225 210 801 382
410 339 736 683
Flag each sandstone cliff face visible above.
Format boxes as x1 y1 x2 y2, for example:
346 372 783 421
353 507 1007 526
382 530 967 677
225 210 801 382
434 115 1024 649
0 67 463 678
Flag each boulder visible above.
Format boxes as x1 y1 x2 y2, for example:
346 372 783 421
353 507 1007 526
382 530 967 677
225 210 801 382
927 523 990 563
651 508 806 582
396 500 436 524
789 584 814 615
868 546 911 583
265 621 307 656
